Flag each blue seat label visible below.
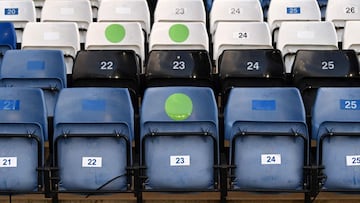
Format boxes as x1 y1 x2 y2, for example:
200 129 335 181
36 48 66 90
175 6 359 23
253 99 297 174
286 7 301 14
27 61 45 70
4 8 19 15
82 99 106 111
0 100 20 111
252 100 276 111
340 100 360 110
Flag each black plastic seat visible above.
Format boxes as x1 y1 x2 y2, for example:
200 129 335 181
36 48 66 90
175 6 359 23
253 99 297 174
72 50 140 109
145 50 213 89
218 49 286 105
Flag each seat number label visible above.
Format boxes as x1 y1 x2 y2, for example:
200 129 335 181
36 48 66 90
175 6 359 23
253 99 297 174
346 155 360 166
82 157 102 168
100 61 114 70
246 61 260 71
4 8 18 15
261 154 281 165
345 6 358 14
170 155 190 166
0 157 17 167
340 100 360 110
321 61 335 70
229 8 242 15
172 60 186 70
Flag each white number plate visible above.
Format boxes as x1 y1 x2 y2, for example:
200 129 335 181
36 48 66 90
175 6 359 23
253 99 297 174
82 157 102 168
0 157 17 168
261 154 281 165
170 155 190 166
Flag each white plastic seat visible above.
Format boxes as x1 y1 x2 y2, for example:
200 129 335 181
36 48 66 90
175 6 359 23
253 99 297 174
154 0 206 23
149 22 208 52
267 0 321 44
0 0 36 43
22 22 80 75
85 22 145 67
97 0 150 37
277 21 338 73
41 0 92 43
326 0 360 43
210 0 263 36
213 22 272 71
343 21 360 61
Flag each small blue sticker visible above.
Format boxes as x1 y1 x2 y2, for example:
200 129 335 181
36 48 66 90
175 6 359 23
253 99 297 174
4 8 18 16
340 99 360 110
286 7 301 14
252 100 276 111
27 61 45 70
82 99 106 111
0 100 20 111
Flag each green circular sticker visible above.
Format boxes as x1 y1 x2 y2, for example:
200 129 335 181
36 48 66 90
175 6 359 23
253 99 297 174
165 93 193 121
169 24 189 43
105 24 126 43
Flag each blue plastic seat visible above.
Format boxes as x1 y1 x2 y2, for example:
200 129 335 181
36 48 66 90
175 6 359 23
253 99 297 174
312 87 360 190
140 86 219 191
53 88 134 193
0 50 66 134
224 87 309 191
0 87 47 193
0 22 16 66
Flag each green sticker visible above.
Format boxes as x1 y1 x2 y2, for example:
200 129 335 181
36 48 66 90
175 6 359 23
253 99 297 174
105 24 126 43
169 24 189 43
165 93 193 121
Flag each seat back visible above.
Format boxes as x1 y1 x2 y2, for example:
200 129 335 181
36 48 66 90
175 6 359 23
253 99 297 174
224 87 308 190
22 22 80 75
209 0 263 36
154 0 206 23
140 86 218 190
277 21 338 73
0 0 36 44
41 0 92 43
1 50 67 118
53 87 134 192
0 87 46 192
97 0 151 38
326 0 360 43
267 0 321 44
343 21 360 55
0 22 16 66
312 87 360 190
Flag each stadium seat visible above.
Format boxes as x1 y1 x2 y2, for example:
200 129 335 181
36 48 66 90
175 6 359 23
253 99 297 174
97 0 151 38
0 0 36 45
218 49 286 105
72 50 140 110
145 22 212 88
224 87 309 191
277 21 338 73
212 22 272 72
325 0 360 44
343 21 360 59
139 86 219 191
312 87 360 190
292 50 360 126
209 0 263 36
0 87 47 193
41 0 92 44
85 22 145 71
0 22 16 67
267 0 321 44
52 88 134 193
21 22 80 76
0 49 67 120
154 0 206 23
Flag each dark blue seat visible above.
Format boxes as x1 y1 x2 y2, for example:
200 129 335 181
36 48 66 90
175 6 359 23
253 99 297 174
0 87 47 193
0 22 16 67
53 88 134 193
225 87 309 191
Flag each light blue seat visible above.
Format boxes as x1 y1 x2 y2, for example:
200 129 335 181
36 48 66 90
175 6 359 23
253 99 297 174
0 87 46 192
0 49 66 122
313 87 360 190
0 22 16 66
53 88 133 192
140 86 219 190
224 87 309 190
